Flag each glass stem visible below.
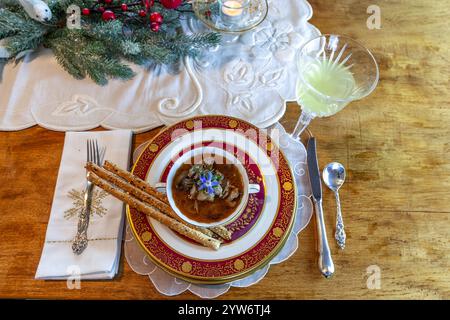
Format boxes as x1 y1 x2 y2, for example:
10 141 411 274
291 110 314 139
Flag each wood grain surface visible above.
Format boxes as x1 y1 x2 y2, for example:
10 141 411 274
0 0 449 299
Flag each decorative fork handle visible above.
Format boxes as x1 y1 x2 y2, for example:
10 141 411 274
334 191 346 250
72 182 94 255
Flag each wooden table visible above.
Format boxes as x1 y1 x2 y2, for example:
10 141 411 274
0 0 449 299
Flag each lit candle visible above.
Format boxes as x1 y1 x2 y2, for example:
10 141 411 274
221 0 244 21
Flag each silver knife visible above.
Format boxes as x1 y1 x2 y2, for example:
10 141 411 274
307 137 335 278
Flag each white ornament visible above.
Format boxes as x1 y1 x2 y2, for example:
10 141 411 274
18 0 52 23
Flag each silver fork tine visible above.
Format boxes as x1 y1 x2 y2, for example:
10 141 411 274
91 140 97 163
91 139 95 165
89 139 94 164
91 139 94 163
99 146 106 165
94 139 100 165
89 139 93 164
89 139 93 163
87 139 91 163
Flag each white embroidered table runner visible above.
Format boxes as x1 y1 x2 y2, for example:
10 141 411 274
0 0 319 133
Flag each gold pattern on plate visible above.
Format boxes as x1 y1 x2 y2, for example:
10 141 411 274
273 227 283 238
234 259 245 271
149 143 159 153
64 189 109 220
141 231 152 242
282 182 293 191
186 120 195 129
229 119 238 129
182 261 193 273
227 195 258 232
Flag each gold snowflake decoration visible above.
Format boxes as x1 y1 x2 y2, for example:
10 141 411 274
64 188 109 220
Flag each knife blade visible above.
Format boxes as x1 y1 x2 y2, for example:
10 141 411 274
307 138 322 201
307 137 335 278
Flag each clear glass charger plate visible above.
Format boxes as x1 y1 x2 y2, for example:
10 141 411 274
124 121 313 298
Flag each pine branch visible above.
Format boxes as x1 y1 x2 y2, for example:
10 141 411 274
47 29 134 85
0 1 22 11
0 0 221 84
137 42 176 64
120 39 141 55
85 20 124 41
4 31 45 56
161 32 221 59
0 9 29 36
86 57 134 85
0 9 48 57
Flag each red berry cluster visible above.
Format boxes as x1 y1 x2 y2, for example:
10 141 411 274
149 12 163 32
80 0 185 32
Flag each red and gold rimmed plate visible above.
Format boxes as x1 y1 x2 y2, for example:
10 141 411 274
127 115 297 284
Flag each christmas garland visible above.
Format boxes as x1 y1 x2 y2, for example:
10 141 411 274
0 0 221 85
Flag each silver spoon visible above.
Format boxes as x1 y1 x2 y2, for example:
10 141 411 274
322 162 346 249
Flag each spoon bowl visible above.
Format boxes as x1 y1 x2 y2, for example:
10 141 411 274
323 162 346 192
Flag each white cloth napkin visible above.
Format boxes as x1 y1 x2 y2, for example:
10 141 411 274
35 130 132 280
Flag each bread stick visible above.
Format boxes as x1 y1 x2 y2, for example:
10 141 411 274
85 162 216 239
87 171 221 250
103 160 232 240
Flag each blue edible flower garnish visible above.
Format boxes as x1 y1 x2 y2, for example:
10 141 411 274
197 171 220 195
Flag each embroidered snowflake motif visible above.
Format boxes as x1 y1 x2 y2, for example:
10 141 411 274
64 188 109 220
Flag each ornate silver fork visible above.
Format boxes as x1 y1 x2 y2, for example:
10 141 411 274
72 139 104 255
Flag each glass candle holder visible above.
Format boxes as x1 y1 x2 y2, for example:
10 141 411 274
192 0 268 34
218 0 250 27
